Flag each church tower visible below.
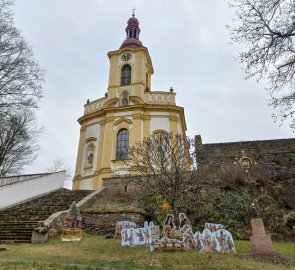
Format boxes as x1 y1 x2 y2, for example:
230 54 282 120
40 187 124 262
73 12 187 190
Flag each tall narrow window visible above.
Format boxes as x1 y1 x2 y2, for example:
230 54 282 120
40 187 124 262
121 65 131 85
116 129 129 160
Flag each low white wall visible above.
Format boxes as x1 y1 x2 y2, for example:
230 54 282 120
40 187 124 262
0 171 66 210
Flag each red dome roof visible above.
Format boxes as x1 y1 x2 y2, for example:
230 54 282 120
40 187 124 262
127 17 139 27
120 38 142 49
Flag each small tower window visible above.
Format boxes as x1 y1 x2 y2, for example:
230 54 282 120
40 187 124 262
121 65 131 85
128 29 133 38
116 129 129 160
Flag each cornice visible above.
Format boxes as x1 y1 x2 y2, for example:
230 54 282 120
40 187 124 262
78 103 186 127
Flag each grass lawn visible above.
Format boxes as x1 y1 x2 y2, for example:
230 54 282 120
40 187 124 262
0 233 294 270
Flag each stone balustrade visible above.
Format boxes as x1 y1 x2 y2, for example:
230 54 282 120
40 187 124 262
84 97 107 115
83 91 176 116
144 91 175 105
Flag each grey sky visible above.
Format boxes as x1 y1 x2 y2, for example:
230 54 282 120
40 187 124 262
13 0 294 179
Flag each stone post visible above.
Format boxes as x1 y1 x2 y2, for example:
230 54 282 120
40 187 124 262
250 218 272 253
31 231 48 244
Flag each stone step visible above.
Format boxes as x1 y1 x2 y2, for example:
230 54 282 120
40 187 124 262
0 225 34 228
0 230 33 234
0 235 32 240
0 223 35 227
0 230 32 234
0 228 33 232
2 215 53 218
0 234 32 238
0 240 30 244
0 222 36 225
0 220 46 224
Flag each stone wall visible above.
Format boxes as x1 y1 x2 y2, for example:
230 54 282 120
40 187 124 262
82 211 146 234
102 176 139 193
195 135 295 179
46 211 67 238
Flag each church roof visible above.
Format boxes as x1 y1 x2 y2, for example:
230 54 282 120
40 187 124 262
120 12 143 49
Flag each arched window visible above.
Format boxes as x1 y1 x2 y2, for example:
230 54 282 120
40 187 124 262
121 65 131 85
153 130 169 143
116 129 129 160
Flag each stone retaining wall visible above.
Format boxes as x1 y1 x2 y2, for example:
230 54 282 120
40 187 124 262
82 210 146 234
195 135 295 179
102 176 139 193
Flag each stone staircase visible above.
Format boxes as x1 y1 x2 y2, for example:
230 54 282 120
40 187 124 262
0 188 92 243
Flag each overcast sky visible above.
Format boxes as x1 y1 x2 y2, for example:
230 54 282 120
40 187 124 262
13 0 294 182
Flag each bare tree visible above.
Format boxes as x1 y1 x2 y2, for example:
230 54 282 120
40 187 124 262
47 156 71 177
0 0 44 176
0 109 41 177
0 0 44 115
47 157 72 189
228 0 295 129
125 133 197 220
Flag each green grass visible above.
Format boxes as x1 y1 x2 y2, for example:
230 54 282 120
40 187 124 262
0 233 294 270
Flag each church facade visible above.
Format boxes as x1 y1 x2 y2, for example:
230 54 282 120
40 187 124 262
73 13 187 190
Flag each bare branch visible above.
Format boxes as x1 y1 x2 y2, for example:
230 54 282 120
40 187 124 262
0 0 44 176
228 0 295 129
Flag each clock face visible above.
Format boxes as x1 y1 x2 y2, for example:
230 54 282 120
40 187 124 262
121 52 132 61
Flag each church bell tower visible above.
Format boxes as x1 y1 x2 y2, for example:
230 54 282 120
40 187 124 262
107 12 153 100
73 12 187 190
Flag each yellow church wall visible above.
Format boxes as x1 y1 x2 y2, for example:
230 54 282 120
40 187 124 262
79 177 93 190
101 118 114 170
80 124 100 175
107 56 119 94
143 113 151 138
114 111 133 117
72 126 86 189
85 124 99 139
150 116 170 134
177 122 182 134
94 120 105 188
132 110 142 144
73 104 186 190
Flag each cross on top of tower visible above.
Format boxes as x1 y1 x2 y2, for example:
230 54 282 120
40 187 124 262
131 7 136 17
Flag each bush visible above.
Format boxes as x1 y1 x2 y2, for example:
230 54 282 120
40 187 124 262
142 163 294 241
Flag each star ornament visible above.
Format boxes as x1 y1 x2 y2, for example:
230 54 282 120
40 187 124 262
162 201 170 212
